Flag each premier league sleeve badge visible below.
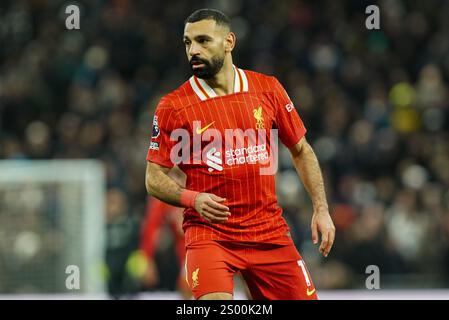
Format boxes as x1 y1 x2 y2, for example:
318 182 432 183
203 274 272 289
152 115 160 139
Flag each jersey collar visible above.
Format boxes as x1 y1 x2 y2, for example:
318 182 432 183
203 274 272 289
189 65 248 101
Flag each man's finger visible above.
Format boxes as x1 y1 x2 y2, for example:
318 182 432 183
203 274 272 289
206 200 230 212
201 208 229 223
203 206 231 218
320 234 329 255
210 194 226 202
204 214 228 223
311 222 318 245
200 211 212 223
210 194 226 201
324 229 335 256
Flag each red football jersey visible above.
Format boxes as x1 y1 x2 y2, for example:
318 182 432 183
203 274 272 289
147 66 307 246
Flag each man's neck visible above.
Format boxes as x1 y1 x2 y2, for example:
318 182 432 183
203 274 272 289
203 59 234 96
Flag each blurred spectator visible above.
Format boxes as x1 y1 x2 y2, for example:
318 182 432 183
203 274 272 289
139 197 190 298
105 187 140 298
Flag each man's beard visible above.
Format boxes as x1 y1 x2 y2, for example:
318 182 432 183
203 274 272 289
190 55 224 79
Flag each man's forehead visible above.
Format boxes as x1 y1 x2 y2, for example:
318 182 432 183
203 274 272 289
184 19 226 37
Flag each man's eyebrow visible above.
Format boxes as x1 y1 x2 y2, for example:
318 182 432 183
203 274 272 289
195 35 213 40
183 34 213 41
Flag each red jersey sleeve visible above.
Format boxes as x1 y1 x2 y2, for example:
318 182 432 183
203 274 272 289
272 77 307 148
146 98 181 168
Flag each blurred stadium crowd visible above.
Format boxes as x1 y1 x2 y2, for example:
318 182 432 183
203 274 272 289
1 0 449 295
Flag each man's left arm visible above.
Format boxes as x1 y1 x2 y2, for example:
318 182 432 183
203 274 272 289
289 137 336 257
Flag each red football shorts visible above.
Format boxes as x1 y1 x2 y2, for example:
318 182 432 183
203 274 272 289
184 240 318 300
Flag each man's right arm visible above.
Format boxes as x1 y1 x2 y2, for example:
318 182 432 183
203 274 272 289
145 161 231 223
145 161 185 207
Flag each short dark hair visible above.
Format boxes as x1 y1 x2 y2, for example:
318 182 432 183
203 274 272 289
184 8 231 29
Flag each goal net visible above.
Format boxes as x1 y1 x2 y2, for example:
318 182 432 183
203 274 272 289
0 160 106 294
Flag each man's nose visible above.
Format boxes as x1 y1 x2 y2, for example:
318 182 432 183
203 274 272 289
188 42 200 57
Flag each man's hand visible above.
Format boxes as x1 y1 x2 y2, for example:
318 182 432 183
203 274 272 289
289 138 335 257
311 206 335 257
194 193 231 223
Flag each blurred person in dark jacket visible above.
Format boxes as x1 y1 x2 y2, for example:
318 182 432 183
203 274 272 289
105 187 141 298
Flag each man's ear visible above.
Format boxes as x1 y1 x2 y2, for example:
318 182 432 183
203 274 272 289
224 32 236 52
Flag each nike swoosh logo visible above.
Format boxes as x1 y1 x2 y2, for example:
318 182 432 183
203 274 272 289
306 288 316 296
195 121 215 134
